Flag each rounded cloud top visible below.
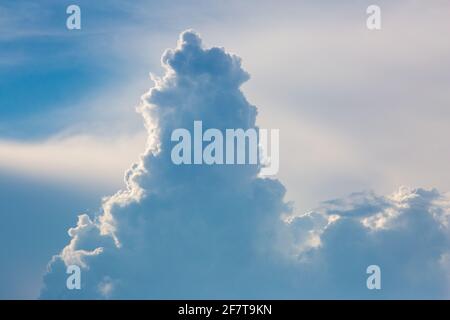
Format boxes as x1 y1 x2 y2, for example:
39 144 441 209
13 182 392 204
162 30 249 87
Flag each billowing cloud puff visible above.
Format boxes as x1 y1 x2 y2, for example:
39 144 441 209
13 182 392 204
283 187 450 298
40 30 291 299
40 30 450 299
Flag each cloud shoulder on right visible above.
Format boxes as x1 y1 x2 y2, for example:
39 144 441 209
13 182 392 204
283 187 450 298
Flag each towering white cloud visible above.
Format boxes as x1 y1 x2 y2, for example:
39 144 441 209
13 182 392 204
40 30 450 299
40 30 291 299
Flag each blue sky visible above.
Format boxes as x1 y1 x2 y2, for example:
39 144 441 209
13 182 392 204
1 0 450 299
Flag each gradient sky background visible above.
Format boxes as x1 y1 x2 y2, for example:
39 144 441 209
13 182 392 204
1 0 450 299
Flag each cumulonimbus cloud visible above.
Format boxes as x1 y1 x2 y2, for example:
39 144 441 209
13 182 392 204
40 30 291 299
40 30 450 299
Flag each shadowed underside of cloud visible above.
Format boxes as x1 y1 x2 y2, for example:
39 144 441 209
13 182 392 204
40 30 450 299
